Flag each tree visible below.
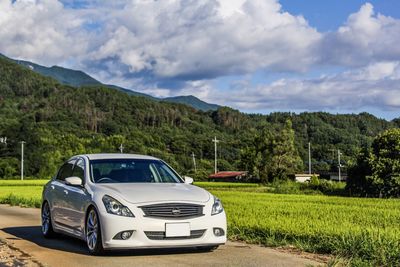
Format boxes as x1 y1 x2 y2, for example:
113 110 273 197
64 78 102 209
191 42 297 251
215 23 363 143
239 120 303 183
347 128 400 197
269 120 303 181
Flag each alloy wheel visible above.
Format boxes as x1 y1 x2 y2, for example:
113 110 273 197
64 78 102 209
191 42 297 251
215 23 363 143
86 209 99 251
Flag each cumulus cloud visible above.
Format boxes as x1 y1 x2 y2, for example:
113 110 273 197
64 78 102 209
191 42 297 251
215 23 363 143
0 0 90 65
211 61 400 111
320 3 400 66
84 0 320 86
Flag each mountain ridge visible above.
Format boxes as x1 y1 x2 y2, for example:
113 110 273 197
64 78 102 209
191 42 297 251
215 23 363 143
0 53 220 111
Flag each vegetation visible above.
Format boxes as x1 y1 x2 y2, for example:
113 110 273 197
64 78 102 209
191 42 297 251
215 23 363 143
347 128 400 197
1 180 399 266
0 56 398 181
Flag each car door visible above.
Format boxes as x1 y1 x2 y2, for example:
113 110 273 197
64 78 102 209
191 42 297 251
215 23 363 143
61 158 90 237
52 159 75 228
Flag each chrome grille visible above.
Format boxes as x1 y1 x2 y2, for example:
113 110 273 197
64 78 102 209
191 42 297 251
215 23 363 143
145 229 206 240
139 203 204 219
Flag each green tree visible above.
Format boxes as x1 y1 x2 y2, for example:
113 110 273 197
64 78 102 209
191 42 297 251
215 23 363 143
348 128 400 197
240 120 303 183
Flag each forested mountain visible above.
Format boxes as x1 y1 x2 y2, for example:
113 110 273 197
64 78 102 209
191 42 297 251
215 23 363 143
0 56 398 180
0 54 219 111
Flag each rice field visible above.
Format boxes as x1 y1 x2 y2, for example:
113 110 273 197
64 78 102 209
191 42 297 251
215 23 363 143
1 180 399 266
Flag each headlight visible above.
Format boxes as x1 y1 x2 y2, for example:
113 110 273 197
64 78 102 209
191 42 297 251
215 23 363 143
211 196 224 215
102 195 134 217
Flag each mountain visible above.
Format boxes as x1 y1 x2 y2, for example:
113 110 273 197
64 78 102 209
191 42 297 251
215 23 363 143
0 53 219 111
163 95 220 111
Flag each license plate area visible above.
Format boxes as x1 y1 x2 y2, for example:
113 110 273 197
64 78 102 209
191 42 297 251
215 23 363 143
165 223 190 237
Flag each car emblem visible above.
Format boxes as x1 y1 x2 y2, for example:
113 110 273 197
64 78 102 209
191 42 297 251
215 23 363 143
171 208 181 215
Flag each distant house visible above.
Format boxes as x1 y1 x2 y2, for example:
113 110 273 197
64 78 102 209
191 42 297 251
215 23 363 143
208 171 247 182
295 174 319 183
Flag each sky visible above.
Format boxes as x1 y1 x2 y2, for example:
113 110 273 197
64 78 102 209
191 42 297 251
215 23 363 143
1 0 399 120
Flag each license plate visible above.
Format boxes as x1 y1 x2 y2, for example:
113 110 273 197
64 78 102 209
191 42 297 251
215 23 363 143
165 223 190 237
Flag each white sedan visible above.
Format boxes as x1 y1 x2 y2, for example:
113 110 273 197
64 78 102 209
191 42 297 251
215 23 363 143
41 154 227 254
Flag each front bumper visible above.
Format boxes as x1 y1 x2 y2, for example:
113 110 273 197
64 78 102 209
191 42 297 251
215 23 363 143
99 208 227 249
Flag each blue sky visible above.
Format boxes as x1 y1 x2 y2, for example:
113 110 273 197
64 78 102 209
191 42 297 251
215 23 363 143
280 0 400 31
1 0 399 120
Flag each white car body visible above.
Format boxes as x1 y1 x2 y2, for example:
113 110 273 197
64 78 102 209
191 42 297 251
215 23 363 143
41 154 227 254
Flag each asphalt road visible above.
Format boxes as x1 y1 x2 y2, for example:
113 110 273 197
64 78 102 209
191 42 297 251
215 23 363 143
0 205 323 267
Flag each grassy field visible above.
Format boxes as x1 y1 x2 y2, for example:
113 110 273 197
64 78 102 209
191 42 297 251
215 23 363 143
1 180 399 266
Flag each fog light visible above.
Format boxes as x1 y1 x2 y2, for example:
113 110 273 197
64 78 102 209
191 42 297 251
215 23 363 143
213 228 225 237
113 230 134 240
121 231 132 240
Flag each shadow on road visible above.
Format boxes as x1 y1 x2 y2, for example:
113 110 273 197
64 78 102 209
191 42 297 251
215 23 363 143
2 226 213 257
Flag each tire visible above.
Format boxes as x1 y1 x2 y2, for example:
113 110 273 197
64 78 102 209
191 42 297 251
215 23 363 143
86 207 104 255
41 201 56 238
197 245 219 252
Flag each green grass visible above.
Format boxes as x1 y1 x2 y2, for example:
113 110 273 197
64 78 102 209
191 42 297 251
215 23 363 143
210 190 400 266
1 180 399 266
0 186 43 207
0 180 49 186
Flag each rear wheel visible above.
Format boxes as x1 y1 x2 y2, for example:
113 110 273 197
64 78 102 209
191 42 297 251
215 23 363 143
86 208 104 255
41 201 55 238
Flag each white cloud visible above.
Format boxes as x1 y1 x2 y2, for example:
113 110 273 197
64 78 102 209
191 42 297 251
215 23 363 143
0 0 90 65
83 0 321 82
209 61 400 111
320 3 400 66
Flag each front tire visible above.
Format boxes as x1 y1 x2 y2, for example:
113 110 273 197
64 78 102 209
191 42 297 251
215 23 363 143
41 201 55 238
86 208 104 255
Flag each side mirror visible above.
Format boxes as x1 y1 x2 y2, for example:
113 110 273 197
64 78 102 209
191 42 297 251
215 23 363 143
184 176 194 184
65 176 83 186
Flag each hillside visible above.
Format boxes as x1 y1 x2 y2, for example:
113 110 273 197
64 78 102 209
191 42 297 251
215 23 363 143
163 95 220 111
0 55 398 179
0 54 218 111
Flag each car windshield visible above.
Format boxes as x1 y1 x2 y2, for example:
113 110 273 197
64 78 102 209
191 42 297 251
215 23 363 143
90 159 183 184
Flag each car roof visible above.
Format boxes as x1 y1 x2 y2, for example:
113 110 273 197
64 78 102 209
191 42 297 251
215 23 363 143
75 153 160 161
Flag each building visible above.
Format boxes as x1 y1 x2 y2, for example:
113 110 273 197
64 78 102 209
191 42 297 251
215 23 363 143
295 174 320 183
208 171 247 182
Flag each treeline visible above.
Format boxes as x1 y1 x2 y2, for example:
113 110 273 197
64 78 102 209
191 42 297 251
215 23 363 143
0 56 398 181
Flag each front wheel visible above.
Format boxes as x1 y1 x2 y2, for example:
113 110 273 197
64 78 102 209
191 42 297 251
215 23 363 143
86 208 104 255
41 201 55 238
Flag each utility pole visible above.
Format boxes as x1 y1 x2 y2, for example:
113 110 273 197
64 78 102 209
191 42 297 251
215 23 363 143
212 136 219 174
338 150 342 182
308 142 312 174
191 152 197 172
119 143 124 153
20 141 25 180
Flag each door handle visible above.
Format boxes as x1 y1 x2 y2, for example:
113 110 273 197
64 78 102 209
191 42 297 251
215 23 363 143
63 190 68 195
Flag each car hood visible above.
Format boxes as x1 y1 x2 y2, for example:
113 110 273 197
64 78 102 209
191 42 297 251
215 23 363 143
96 183 211 204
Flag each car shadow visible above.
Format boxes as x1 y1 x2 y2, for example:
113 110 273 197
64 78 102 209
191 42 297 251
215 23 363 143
1 226 213 257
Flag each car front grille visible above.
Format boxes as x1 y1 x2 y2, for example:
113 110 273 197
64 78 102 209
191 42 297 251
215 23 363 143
139 203 204 219
144 229 206 240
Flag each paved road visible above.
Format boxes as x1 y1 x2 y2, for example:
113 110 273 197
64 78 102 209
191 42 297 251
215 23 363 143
0 205 323 267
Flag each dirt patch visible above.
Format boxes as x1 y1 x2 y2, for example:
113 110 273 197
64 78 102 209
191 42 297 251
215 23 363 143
0 239 41 267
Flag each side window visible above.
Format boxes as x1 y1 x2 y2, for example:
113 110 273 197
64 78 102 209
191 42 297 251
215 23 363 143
72 159 85 181
57 160 75 181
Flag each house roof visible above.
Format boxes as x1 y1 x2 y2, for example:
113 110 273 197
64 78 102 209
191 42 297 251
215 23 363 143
208 171 247 179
